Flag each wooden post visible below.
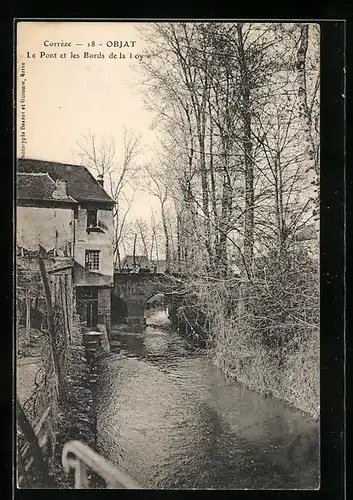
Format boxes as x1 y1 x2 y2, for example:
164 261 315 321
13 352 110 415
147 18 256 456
25 290 31 341
16 399 54 487
63 273 71 342
59 275 69 344
38 257 62 400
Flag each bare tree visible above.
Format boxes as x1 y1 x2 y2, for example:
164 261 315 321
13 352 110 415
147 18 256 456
135 23 320 418
76 131 116 177
135 218 151 257
73 127 141 270
144 163 171 272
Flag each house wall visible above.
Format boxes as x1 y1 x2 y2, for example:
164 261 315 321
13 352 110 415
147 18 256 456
17 206 74 256
74 206 114 287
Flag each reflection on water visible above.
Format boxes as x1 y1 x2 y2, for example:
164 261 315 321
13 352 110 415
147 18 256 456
95 308 319 490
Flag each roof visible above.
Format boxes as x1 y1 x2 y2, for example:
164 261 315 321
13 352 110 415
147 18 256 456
122 255 151 266
296 224 317 241
47 260 75 274
17 172 77 203
17 159 114 205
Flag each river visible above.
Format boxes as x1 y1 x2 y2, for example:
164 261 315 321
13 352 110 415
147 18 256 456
94 308 320 490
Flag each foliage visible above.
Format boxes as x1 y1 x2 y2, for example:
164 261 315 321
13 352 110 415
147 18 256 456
134 22 320 417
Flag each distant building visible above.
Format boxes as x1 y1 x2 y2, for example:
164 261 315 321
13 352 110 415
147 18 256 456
150 259 167 273
121 255 152 272
119 256 168 273
17 158 115 330
293 223 319 259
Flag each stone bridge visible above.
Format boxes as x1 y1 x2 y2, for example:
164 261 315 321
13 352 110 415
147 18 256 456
112 272 184 327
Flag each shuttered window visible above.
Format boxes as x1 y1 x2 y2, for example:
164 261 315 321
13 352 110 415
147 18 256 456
85 250 100 271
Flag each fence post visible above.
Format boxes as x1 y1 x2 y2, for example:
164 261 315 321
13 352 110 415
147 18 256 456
38 257 62 400
25 290 31 341
62 274 70 343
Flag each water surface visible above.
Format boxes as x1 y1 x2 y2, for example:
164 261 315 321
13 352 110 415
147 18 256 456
95 309 319 490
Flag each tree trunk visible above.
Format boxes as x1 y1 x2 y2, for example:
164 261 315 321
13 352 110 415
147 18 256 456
296 23 319 235
160 201 170 272
133 233 137 267
138 224 149 258
116 245 121 272
176 212 182 270
274 152 286 258
196 120 212 266
237 23 255 278
149 229 154 262
208 100 220 271
218 169 232 277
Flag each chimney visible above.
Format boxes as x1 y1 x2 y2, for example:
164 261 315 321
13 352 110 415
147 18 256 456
52 179 68 200
97 174 104 188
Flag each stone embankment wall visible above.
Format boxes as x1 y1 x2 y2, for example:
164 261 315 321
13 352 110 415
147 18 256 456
97 324 110 353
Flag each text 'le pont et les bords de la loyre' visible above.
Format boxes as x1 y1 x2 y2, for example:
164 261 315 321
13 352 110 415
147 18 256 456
25 39 152 61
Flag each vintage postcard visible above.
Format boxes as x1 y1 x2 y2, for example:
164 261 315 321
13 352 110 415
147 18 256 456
15 20 321 489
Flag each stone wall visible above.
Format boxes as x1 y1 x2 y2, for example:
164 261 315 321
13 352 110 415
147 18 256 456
97 324 110 353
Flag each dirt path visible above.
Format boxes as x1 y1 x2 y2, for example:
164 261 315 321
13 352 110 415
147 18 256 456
17 358 42 405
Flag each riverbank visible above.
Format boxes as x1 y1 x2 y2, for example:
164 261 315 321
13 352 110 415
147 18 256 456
170 272 320 421
148 307 319 420
212 328 320 421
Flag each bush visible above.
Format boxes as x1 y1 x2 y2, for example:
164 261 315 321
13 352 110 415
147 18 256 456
181 248 320 419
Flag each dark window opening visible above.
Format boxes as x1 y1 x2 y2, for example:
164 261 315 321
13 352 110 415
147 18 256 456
77 287 98 300
87 210 98 228
76 287 99 327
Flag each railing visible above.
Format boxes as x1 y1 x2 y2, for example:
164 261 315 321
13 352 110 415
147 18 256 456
62 440 144 489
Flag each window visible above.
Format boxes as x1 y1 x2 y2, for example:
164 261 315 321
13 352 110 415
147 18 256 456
87 210 98 228
85 250 100 271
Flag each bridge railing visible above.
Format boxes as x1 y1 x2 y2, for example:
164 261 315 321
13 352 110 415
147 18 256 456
62 440 144 489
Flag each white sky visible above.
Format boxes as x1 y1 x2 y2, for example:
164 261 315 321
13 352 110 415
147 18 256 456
16 21 319 233
17 21 161 220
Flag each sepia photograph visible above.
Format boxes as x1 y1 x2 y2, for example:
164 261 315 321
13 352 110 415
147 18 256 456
15 20 321 490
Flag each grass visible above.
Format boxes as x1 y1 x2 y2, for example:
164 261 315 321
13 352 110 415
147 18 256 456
211 317 320 420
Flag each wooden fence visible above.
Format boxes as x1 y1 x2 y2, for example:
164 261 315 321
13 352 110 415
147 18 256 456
17 257 75 487
17 400 55 488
